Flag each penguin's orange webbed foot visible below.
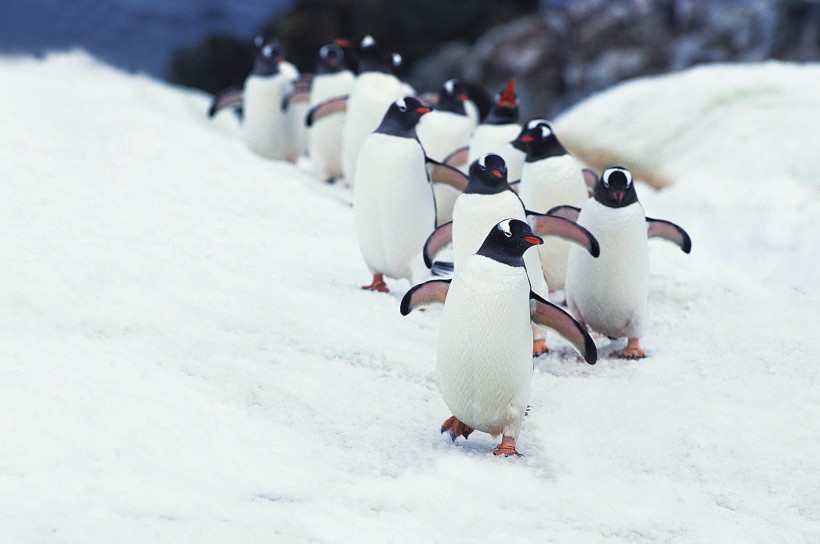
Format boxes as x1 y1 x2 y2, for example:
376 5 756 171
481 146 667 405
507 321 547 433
532 339 550 357
616 338 646 359
361 274 389 293
492 436 521 457
440 415 474 441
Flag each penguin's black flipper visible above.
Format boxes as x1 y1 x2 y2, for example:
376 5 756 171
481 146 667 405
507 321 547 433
582 168 599 196
443 146 469 168
423 221 453 269
646 217 692 253
526 212 600 257
545 205 582 223
208 87 244 118
530 292 597 365
400 280 452 315
280 88 312 111
426 158 469 191
305 95 349 127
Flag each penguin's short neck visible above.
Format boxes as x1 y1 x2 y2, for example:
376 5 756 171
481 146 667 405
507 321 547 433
525 135 568 162
463 177 510 195
483 104 517 125
437 94 466 115
593 182 640 209
476 239 526 268
252 58 280 77
375 114 419 139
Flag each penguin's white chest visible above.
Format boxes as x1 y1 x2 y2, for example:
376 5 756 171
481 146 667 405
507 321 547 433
242 74 291 159
518 155 590 290
341 72 408 183
353 133 434 280
308 70 355 179
566 200 649 338
436 256 533 437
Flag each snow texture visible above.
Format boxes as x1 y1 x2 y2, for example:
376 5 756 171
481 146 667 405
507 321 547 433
1 52 818 543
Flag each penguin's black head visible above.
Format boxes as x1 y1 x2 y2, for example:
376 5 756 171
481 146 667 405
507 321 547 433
510 119 569 162
317 44 346 74
594 166 639 208
466 153 510 195
333 37 360 72
252 34 283 76
354 34 392 74
476 219 543 267
483 79 518 125
436 79 469 115
374 96 431 138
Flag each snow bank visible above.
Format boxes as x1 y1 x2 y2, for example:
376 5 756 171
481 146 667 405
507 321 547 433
1 52 818 543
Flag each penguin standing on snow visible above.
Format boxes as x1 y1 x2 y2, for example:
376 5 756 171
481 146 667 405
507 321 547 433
209 35 304 162
560 167 692 358
464 80 525 182
512 119 590 292
306 44 355 182
353 97 435 292
423 154 600 355
416 79 478 225
401 219 596 456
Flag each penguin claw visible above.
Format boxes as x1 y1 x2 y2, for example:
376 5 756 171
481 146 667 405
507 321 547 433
361 274 389 293
616 338 646 359
440 415 474 441
492 437 522 457
532 340 550 357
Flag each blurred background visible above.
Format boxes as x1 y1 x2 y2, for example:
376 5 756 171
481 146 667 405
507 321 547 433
1 0 817 119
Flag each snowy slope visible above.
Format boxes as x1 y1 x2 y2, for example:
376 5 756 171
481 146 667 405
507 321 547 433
1 52 818 543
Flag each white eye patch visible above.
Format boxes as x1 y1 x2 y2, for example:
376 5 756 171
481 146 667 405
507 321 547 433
602 167 632 187
478 154 488 168
498 219 513 237
444 79 455 94
262 44 274 58
396 98 407 111
527 118 549 130
361 35 376 47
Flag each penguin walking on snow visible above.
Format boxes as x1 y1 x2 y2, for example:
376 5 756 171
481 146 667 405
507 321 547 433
401 219 596 456
306 44 355 183
423 154 600 355
209 35 304 162
353 97 435 292
416 79 478 225
560 167 692 358
512 119 590 292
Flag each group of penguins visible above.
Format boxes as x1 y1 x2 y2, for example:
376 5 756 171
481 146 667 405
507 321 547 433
209 34 693 457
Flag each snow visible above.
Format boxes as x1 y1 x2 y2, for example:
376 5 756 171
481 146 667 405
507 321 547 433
1 51 819 543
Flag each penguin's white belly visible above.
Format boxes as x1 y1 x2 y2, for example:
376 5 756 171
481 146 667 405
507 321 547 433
242 75 289 160
417 111 475 224
566 200 648 338
452 192 549 298
519 155 589 290
341 73 406 183
467 124 521 173
436 256 533 437
353 133 435 280
308 71 355 180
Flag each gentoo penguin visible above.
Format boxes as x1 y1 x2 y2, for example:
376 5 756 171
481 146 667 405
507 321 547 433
341 36 414 185
306 44 355 182
353 97 435 292
512 119 590 292
209 35 303 162
401 219 596 456
561 167 692 358
416 79 478 225
464 80 525 182
423 154 600 355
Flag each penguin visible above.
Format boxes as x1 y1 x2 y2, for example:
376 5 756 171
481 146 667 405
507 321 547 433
353 96 436 292
401 219 596 456
423 154 600 355
464 79 525 182
512 119 590 292
341 36 415 185
561 167 692 359
209 35 303 162
306 44 355 183
416 79 478 226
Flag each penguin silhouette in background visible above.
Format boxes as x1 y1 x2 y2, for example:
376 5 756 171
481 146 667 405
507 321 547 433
464 80 525 182
423 154 600 356
209 35 305 162
416 79 478 226
512 119 590 293
305 44 355 183
559 167 692 359
353 97 436 293
401 219 596 457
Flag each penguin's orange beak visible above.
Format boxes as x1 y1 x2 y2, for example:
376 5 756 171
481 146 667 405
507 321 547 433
524 235 543 245
334 38 355 48
611 189 625 204
456 93 468 102
489 169 502 178
415 106 432 114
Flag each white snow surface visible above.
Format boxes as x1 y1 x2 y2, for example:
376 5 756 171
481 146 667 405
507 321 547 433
1 52 819 543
